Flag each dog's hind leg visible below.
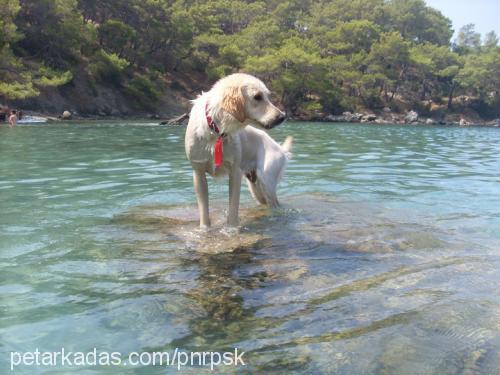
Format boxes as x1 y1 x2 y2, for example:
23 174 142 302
247 173 281 208
246 170 267 205
247 180 267 205
259 178 280 208
259 151 289 208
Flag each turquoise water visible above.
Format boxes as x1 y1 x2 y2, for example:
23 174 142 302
1 121 500 373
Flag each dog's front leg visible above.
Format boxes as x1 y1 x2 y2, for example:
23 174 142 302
228 167 242 227
193 168 210 228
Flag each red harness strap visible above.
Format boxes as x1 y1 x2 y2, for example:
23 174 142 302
205 102 225 168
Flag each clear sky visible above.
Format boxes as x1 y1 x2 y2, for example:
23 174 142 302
424 0 500 41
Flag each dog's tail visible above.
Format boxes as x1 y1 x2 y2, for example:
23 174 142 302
281 136 293 159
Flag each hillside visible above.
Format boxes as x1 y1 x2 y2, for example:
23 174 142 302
10 66 201 118
1 0 499 120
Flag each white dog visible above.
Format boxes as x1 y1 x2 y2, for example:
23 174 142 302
184 73 292 228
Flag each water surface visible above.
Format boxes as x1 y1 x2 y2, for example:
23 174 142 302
1 121 499 373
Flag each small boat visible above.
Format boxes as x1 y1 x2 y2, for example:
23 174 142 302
17 115 48 124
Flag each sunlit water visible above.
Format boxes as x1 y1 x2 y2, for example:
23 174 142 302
1 121 500 374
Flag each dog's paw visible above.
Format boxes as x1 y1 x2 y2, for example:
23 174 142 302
197 224 211 232
221 225 240 236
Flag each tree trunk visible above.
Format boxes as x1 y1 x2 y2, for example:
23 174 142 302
447 82 456 109
421 80 426 101
160 113 189 125
390 85 398 101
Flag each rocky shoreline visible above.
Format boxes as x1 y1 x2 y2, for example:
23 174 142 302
8 109 500 128
303 110 500 127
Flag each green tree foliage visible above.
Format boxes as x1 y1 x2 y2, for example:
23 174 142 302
0 0 73 99
384 0 452 46
15 0 94 68
0 0 26 98
409 43 461 106
1 0 498 117
483 31 498 50
0 0 21 50
98 20 136 58
457 48 500 100
125 73 160 109
316 20 381 55
245 37 329 112
455 24 481 54
368 32 411 101
87 50 129 86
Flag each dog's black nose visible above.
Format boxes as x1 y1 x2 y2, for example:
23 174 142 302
271 113 286 127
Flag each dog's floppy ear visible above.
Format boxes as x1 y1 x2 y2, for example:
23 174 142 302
221 86 246 123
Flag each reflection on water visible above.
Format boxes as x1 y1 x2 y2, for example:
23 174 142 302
1 122 500 373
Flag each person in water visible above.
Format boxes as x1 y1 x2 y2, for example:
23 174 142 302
8 110 17 128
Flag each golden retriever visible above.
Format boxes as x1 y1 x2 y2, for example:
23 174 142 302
184 73 292 228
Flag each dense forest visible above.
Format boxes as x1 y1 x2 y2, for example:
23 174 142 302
1 0 499 119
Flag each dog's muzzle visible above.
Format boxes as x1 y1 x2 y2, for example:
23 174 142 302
264 113 286 129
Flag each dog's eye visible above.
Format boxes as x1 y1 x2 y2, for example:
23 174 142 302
254 94 263 101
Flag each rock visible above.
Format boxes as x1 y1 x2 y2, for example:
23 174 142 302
332 112 376 123
390 114 400 122
62 110 72 120
363 114 377 122
405 110 419 123
323 114 347 122
341 111 352 122
342 112 354 122
425 118 436 125
459 118 469 126
485 119 498 126
383 107 391 113
340 111 363 122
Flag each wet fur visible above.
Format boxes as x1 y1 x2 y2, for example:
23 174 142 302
184 73 290 227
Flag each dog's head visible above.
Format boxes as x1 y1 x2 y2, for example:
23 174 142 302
215 73 286 130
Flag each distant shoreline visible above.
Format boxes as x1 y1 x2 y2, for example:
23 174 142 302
10 110 500 128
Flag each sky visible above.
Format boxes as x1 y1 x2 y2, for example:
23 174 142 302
424 0 500 41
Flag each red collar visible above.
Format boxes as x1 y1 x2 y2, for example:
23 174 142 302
205 102 225 168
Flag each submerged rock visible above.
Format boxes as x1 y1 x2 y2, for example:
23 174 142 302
111 203 270 253
109 194 452 254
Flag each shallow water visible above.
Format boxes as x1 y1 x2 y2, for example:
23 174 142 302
1 121 500 373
